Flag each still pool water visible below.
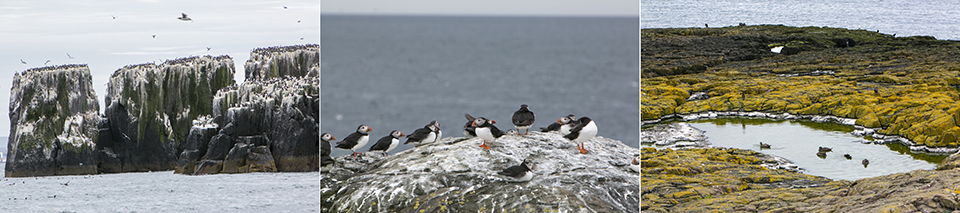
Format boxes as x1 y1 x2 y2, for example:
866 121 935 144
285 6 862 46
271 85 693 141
644 117 947 181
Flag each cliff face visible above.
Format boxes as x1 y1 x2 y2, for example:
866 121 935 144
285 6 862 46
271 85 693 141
243 44 319 80
99 56 235 173
322 132 640 212
176 44 319 175
6 64 100 177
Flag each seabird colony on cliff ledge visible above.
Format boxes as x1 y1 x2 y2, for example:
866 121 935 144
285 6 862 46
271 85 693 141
321 104 636 180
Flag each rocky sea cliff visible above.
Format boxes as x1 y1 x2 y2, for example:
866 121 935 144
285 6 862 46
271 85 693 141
642 25 960 212
6 44 319 177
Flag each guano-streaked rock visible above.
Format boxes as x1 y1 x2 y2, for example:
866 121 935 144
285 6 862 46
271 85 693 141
322 132 640 212
6 64 100 177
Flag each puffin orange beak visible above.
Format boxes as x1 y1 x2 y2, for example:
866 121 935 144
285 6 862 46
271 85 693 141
471 120 478 127
556 118 563 124
401 133 406 137
331 136 336 141
490 120 496 124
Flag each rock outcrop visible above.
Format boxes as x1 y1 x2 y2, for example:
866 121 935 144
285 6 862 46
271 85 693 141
6 64 100 177
243 44 318 80
642 25 960 150
322 132 640 212
98 56 235 173
176 44 319 175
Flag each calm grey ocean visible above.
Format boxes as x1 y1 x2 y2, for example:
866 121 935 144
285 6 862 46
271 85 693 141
642 0 960 40
321 15 641 157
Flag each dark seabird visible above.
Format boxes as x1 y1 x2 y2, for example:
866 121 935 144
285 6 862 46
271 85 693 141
630 156 640 173
512 104 535 135
111 15 116 19
297 20 301 23
66 53 74 59
759 142 770 149
844 154 852 160
539 115 569 132
563 117 597 154
405 121 440 145
177 13 193 22
463 113 477 137
300 37 304 40
152 34 156 38
283 6 288 9
819 147 832 152
20 59 26 64
44 60 51 65
321 133 335 166
369 130 404 157
498 161 534 182
206 47 211 51
862 159 870 167
335 125 372 157
472 117 504 150
559 114 580 135
816 151 827 159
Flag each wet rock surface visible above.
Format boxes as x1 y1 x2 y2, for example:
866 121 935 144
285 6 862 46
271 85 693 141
322 132 640 212
643 147 960 212
641 122 708 148
5 64 101 177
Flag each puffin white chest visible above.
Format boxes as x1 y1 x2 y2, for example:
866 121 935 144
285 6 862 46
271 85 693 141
386 138 399 153
575 121 598 143
516 171 534 181
476 127 495 141
353 135 369 151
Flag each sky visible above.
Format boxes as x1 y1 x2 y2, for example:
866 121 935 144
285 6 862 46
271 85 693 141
0 0 319 137
320 0 639 17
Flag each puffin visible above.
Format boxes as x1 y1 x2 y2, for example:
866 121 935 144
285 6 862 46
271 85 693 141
464 113 477 137
540 114 574 132
511 104 535 135
506 129 518 135
472 117 504 150
321 133 335 166
369 130 404 157
558 114 580 135
498 161 535 182
335 125 372 157
563 117 597 154
177 13 193 22
630 156 640 173
405 121 440 145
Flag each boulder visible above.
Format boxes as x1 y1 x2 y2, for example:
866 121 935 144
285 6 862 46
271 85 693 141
322 132 639 212
194 160 223 175
5 64 100 177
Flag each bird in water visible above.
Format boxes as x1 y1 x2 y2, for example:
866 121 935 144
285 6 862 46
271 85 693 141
844 154 852 160
862 159 870 168
816 151 827 159
564 117 597 154
512 104 535 135
369 130 404 157
177 13 193 22
335 125 372 157
472 117 504 150
498 161 535 182
818 147 832 152
759 142 770 149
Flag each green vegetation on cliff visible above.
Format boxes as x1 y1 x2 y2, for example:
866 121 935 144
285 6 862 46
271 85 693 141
641 25 960 148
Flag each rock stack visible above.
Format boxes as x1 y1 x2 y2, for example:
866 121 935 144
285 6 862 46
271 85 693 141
6 64 100 177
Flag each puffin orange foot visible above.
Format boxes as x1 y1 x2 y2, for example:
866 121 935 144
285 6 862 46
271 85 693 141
579 148 588 154
484 145 491 150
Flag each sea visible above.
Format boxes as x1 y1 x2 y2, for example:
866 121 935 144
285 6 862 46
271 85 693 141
320 15 641 158
641 0 960 40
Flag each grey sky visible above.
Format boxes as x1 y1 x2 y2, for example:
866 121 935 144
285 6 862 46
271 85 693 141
0 0 319 137
320 0 639 17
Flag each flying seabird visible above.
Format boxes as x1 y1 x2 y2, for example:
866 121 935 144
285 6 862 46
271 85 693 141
283 6 288 9
111 15 116 19
66 53 74 59
152 34 156 38
177 13 193 22
20 59 26 64
206 47 211 51
44 60 51 65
